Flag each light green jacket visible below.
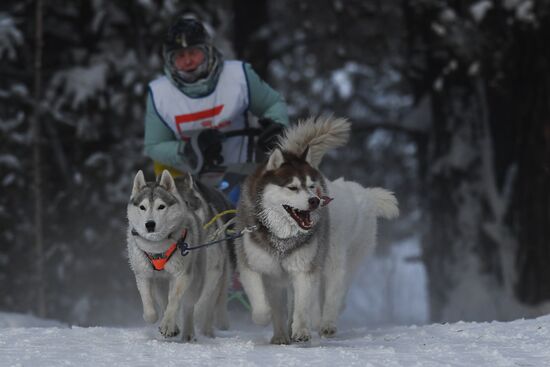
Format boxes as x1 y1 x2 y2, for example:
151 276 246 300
144 62 289 170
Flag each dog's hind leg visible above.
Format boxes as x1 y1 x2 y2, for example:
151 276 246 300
181 298 196 342
197 264 224 338
215 257 230 330
320 253 348 338
136 276 158 324
286 286 294 336
310 276 322 332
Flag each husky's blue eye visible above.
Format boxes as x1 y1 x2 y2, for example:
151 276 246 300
139 205 146 211
158 205 165 210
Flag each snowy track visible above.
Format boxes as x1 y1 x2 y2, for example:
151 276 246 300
1 314 550 366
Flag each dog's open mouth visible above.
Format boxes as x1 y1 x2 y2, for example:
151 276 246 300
283 205 313 230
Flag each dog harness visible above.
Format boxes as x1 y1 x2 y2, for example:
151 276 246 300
145 244 177 271
141 229 188 271
133 211 258 271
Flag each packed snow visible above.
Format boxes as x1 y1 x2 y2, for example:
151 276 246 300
1 311 550 367
1 239 547 366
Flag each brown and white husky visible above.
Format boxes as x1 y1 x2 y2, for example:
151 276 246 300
236 116 399 344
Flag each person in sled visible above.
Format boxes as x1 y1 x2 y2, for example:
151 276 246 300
144 16 289 202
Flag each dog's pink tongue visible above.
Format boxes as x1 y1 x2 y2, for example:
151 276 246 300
320 196 333 207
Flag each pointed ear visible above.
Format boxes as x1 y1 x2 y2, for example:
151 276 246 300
301 145 318 167
300 146 314 165
158 169 178 195
266 148 285 171
132 170 146 197
181 171 194 190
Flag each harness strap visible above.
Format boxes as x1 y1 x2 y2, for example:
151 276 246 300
178 223 257 257
221 127 261 164
222 128 262 139
145 244 178 271
142 229 188 271
202 209 237 230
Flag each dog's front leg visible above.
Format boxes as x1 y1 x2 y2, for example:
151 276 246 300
265 279 290 345
135 276 158 323
290 272 317 343
238 263 271 326
159 273 191 338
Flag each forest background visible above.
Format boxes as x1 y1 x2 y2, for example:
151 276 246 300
0 0 549 327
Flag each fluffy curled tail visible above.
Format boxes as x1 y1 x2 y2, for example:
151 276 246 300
276 115 351 167
365 187 399 219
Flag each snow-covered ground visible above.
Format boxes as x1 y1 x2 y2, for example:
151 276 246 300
2 238 547 366
1 311 550 367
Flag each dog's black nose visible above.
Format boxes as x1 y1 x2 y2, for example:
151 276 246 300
308 197 320 210
145 220 156 232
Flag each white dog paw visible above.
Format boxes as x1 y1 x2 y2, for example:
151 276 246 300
291 328 311 344
270 333 291 345
320 323 337 338
143 309 158 324
158 319 180 338
252 309 271 326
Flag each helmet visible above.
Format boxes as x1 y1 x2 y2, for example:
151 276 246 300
163 17 211 54
163 17 223 94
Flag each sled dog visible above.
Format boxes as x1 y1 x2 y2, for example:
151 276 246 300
127 170 231 341
236 116 399 344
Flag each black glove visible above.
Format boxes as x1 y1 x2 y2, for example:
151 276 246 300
198 129 224 168
257 118 284 153
182 129 224 171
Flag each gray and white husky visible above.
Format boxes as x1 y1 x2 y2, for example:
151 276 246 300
236 116 399 344
127 170 231 341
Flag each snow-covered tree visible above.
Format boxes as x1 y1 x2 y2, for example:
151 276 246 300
404 0 550 321
0 0 217 324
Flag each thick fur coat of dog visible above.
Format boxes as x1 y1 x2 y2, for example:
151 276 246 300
126 170 231 341
236 116 399 344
